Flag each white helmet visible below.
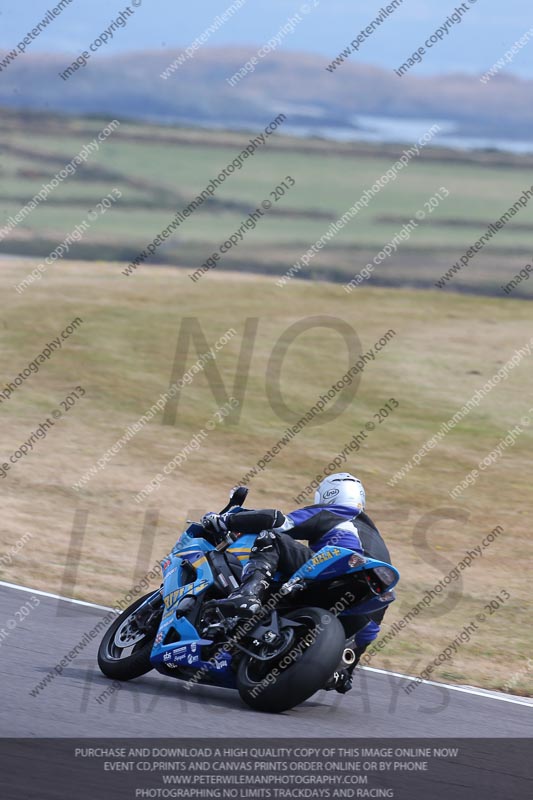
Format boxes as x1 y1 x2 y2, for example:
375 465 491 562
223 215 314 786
314 473 365 509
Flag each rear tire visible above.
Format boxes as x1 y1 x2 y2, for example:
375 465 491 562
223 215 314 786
237 607 345 713
97 592 161 681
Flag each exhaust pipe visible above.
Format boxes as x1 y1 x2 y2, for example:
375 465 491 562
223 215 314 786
342 647 357 666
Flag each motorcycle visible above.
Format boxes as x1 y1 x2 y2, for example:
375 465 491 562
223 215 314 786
98 486 400 712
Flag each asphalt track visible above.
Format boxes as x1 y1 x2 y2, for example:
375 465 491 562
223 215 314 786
1 582 531 738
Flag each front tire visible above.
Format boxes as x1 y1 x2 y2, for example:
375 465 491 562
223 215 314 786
237 607 345 713
98 592 161 681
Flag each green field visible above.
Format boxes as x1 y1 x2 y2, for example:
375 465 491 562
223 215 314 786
1 110 532 296
1 259 532 696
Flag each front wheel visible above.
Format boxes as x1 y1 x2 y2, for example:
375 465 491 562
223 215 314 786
236 607 345 713
98 591 162 681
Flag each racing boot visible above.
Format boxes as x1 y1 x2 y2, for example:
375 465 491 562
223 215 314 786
213 561 272 618
324 669 353 694
324 644 368 693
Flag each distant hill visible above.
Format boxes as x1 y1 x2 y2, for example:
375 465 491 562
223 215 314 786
1 47 532 140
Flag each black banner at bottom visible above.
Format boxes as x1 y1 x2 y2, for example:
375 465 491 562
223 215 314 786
1 738 531 800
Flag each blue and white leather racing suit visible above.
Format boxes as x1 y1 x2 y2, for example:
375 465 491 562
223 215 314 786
223 504 391 650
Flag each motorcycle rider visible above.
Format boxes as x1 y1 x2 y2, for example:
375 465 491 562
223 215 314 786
201 472 392 693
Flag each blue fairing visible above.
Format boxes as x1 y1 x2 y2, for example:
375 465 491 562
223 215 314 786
148 516 399 683
289 545 398 586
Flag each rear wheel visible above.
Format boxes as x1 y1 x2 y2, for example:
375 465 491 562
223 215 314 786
98 591 162 681
237 606 345 713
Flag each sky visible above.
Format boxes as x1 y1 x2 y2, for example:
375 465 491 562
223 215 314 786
0 0 532 78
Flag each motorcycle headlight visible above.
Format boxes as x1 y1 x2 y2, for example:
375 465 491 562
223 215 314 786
372 566 396 589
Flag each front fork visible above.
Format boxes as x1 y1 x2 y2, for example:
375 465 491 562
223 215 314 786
131 589 163 632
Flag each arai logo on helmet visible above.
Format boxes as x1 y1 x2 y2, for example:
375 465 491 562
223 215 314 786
323 488 339 500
